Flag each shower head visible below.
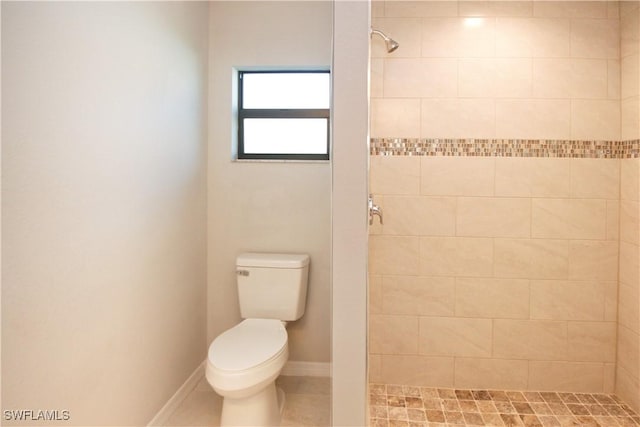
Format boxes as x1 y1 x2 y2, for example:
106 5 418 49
371 28 399 53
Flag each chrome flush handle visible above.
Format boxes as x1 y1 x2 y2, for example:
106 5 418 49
368 194 383 225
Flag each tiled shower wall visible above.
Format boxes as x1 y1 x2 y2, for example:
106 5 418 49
368 0 640 411
617 1 640 411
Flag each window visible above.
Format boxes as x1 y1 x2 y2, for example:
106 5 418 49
238 70 330 160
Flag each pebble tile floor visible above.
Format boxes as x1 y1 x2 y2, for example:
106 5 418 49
369 384 640 427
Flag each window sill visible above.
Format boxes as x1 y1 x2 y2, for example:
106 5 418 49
232 158 330 164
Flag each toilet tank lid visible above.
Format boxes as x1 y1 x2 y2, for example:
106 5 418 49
237 253 309 268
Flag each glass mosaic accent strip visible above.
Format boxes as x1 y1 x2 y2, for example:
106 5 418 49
370 138 640 159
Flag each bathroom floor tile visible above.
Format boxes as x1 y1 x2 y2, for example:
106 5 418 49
369 383 640 427
163 375 330 427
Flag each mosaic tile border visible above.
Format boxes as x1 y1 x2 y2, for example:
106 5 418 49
370 138 640 159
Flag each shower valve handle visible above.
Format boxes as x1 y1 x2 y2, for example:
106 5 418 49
368 195 383 225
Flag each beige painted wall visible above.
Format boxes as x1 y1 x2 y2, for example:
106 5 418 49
207 2 332 363
2 2 209 425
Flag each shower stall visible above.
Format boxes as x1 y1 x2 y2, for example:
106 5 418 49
366 0 640 424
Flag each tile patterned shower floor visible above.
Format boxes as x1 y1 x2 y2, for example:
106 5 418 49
369 384 640 427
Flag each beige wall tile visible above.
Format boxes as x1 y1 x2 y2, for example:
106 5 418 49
620 200 640 245
494 1 534 17
380 354 454 387
420 157 495 196
495 18 533 57
532 199 571 238
603 280 618 322
570 58 608 98
370 314 419 355
615 365 640 413
384 58 457 98
495 158 573 198
571 99 621 140
370 59 384 98
368 354 383 383
621 3 640 57
458 58 496 97
419 236 494 277
419 317 493 357
458 1 496 17
621 159 640 202
570 199 610 240
608 59 621 99
455 237 495 277
531 239 570 279
606 200 620 241
530 280 607 321
495 157 533 197
494 238 533 279
371 98 421 138
531 18 571 57
622 53 640 98
534 1 609 19
567 321 616 362
604 362 616 393
371 17 422 58
418 236 457 276
493 319 568 360
457 197 531 238
458 16 496 57
619 281 640 333
528 361 605 393
617 324 640 378
454 358 529 390
421 17 460 57
570 158 620 199
568 240 619 281
621 97 640 140
382 275 455 316
371 0 385 18
459 58 532 98
532 199 607 239
370 156 421 195
421 98 496 139
533 58 572 98
385 1 458 18
619 240 640 285
455 277 530 319
370 274 383 315
496 99 571 139
382 196 456 236
570 18 620 59
369 235 420 275
495 58 534 98
531 158 572 198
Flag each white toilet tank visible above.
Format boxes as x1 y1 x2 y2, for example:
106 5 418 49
236 253 310 321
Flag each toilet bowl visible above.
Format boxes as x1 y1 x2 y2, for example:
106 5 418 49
205 253 309 427
207 319 289 426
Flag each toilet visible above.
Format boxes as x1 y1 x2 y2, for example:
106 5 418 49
206 252 310 427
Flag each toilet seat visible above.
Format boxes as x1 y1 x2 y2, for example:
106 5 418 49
209 318 287 371
206 318 288 398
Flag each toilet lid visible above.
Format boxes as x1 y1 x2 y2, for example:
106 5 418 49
209 319 287 372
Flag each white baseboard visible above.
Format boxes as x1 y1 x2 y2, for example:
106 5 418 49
147 361 206 427
281 361 331 377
